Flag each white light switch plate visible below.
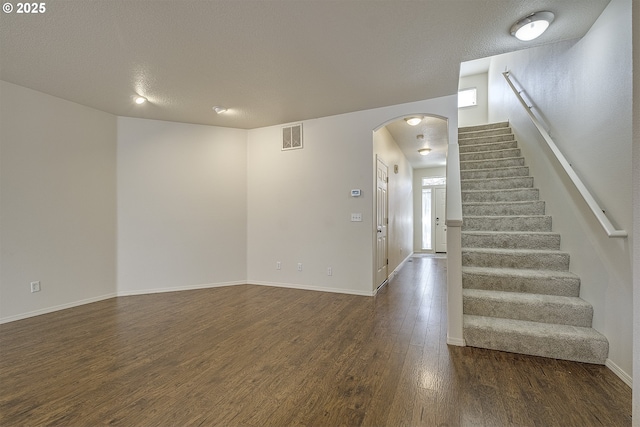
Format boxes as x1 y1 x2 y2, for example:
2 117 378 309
351 213 362 222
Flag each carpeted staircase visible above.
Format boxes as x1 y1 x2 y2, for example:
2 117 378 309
458 122 609 364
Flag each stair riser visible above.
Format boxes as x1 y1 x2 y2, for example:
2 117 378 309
462 251 569 270
463 201 545 216
460 149 521 162
463 317 608 364
462 233 560 250
462 271 580 297
462 189 539 203
461 177 533 191
459 127 513 139
458 134 515 146
463 216 552 232
462 188 540 203
459 122 510 133
463 295 592 327
460 167 529 180
461 158 524 170
459 141 518 153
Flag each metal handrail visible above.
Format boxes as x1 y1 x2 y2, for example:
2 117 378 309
502 71 627 238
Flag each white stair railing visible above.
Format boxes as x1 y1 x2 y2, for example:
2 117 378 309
502 71 627 238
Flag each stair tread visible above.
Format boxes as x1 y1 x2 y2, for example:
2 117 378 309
463 200 541 206
463 247 568 255
461 166 528 173
461 176 531 183
462 230 558 236
462 187 536 193
464 315 607 341
464 314 608 364
462 266 579 279
459 140 517 149
461 148 520 155
461 156 524 163
459 130 513 140
463 288 591 307
463 214 550 219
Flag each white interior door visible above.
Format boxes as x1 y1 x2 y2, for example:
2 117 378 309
435 187 447 253
375 158 388 288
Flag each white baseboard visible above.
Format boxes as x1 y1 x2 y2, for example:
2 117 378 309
117 280 245 297
1 280 373 324
248 280 374 297
447 336 466 346
0 293 117 324
605 358 632 388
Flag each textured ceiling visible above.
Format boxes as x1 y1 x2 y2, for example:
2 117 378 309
386 116 449 169
0 0 609 167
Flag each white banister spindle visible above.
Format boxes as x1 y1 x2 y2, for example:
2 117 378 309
502 71 627 238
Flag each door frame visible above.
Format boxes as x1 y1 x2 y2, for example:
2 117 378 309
374 155 389 291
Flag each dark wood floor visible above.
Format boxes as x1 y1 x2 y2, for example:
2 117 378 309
0 256 632 426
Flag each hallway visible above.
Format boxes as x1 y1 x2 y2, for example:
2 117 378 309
0 256 631 426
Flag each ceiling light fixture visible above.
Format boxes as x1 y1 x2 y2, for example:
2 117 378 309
405 116 423 126
510 11 555 41
418 148 431 156
213 106 227 114
134 96 147 105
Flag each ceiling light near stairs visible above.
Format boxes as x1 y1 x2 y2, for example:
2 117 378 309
405 116 423 126
418 148 431 156
510 11 555 41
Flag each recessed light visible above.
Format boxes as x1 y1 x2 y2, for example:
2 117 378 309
510 11 555 41
405 116 423 126
213 106 227 114
134 96 147 105
418 148 431 156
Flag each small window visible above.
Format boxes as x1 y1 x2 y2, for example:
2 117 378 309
458 88 477 108
422 177 446 186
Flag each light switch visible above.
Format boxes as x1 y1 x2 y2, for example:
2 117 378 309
351 213 362 222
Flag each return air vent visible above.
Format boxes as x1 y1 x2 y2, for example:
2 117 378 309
282 123 303 150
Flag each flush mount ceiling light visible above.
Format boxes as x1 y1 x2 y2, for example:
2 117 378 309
405 116 423 126
418 148 432 156
213 106 227 114
134 96 147 105
510 11 555 41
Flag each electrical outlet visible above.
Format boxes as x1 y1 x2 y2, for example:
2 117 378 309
327 267 332 276
30 281 41 293
276 261 281 270
297 263 302 271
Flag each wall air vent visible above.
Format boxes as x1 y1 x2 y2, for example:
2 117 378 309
282 123 303 151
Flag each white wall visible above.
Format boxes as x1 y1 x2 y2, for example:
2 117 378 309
458 73 488 127
413 167 447 252
373 126 413 275
487 0 633 382
117 118 248 294
0 81 117 322
247 96 457 295
632 0 639 420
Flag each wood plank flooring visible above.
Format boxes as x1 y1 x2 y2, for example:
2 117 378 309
0 256 632 426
